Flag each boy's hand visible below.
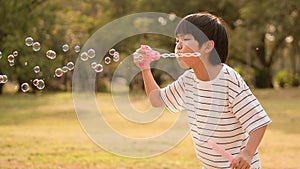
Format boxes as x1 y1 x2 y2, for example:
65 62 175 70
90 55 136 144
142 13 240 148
133 45 160 70
231 151 252 169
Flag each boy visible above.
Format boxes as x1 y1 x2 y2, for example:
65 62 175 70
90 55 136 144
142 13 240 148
134 12 271 169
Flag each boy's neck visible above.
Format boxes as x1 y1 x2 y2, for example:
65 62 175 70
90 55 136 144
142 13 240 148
193 61 222 82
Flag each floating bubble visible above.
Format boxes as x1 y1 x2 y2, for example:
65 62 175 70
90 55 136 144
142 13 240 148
104 56 111 64
24 61 28 66
0 75 3 83
158 17 167 25
46 50 56 60
91 62 97 69
94 64 103 73
113 53 120 62
87 48 96 59
109 48 116 56
74 45 81 53
80 52 89 61
32 79 39 86
0 51 2 59
7 54 14 62
33 66 40 74
1 75 8 83
13 51 18 57
55 68 63 77
36 79 45 90
168 13 176 21
9 61 15 67
25 37 34 47
62 66 69 73
66 62 75 71
32 42 41 52
21 83 30 92
62 44 70 52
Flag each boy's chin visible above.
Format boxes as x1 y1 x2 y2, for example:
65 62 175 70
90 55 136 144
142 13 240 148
177 60 190 69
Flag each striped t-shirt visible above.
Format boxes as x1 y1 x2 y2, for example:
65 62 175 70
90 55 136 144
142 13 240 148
160 64 271 169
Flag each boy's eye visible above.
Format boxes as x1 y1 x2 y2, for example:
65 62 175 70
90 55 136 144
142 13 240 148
183 38 190 41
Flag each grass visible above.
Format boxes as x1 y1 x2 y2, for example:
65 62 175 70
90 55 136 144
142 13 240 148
0 88 299 169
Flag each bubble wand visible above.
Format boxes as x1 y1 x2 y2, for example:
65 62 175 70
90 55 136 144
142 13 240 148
207 139 234 163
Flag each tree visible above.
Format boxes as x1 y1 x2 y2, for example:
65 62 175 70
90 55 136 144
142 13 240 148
230 0 300 88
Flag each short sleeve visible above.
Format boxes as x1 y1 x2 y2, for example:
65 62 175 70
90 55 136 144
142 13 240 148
231 85 271 134
160 74 186 113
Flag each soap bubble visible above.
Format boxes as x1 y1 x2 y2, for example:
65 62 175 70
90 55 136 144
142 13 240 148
74 45 81 53
21 83 30 92
87 48 96 58
91 62 97 69
1 75 8 83
66 62 75 71
24 62 28 66
46 50 56 60
104 56 111 64
168 13 176 21
55 68 63 77
7 54 14 62
158 17 167 25
9 61 15 67
13 51 18 57
80 52 89 61
62 66 69 73
62 44 69 52
109 48 116 56
94 64 103 73
36 79 45 90
32 79 39 86
25 37 34 47
0 51 2 59
113 52 120 62
33 66 40 73
32 42 41 52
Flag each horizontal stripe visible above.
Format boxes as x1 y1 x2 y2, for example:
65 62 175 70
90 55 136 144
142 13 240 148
159 64 269 168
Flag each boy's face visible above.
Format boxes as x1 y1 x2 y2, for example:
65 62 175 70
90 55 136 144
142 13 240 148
175 34 201 69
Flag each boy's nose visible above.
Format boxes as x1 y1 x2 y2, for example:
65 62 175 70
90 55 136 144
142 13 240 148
176 42 183 51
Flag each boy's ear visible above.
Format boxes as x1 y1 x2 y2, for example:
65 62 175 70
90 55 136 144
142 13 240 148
205 40 215 53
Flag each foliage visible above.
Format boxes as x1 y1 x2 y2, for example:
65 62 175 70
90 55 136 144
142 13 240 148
275 69 293 88
0 0 300 93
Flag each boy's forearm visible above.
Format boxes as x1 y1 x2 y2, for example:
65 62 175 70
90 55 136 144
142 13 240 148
243 125 268 157
142 69 160 95
141 69 164 107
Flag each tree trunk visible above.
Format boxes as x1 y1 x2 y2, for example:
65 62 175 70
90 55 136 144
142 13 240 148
254 67 273 88
253 34 274 88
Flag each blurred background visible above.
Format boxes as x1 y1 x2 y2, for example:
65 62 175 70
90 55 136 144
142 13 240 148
0 0 299 93
0 0 299 169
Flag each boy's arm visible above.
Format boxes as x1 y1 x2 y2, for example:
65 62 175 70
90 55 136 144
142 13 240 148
141 68 164 107
231 125 268 169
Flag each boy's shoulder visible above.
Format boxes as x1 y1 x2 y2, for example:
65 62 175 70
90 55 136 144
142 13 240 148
222 64 248 89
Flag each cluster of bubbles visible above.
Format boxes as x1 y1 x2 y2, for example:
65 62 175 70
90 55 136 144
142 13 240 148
158 13 177 26
6 50 19 67
1 35 123 93
54 61 75 78
79 48 120 73
20 79 45 92
25 36 41 52
3 36 83 93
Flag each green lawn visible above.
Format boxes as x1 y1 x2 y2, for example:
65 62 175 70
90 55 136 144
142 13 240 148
0 88 299 169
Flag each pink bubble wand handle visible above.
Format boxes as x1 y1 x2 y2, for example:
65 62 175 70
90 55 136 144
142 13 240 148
133 45 160 68
207 140 234 163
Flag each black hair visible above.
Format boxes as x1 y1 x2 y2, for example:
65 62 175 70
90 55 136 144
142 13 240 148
175 12 228 65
